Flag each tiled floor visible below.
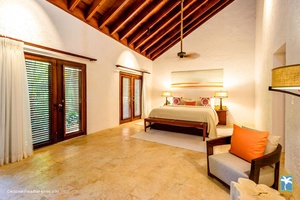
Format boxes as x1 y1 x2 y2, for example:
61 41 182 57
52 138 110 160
0 120 299 199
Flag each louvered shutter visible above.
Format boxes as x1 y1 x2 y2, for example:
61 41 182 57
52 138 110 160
26 59 52 145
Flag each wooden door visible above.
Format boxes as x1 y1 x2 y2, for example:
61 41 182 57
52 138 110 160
25 54 86 148
120 72 142 124
56 60 86 142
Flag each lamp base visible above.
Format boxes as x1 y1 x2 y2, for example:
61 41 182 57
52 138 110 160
219 98 223 110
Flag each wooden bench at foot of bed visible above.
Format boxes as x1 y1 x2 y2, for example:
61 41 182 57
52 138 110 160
144 117 208 141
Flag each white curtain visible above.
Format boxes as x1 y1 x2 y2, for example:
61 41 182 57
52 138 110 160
0 38 33 166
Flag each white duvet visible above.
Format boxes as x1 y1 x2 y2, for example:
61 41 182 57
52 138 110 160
148 105 219 138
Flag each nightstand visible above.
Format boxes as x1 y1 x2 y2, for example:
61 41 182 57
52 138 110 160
215 109 227 125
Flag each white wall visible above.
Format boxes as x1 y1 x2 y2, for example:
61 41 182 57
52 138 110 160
286 0 300 185
255 0 300 185
152 0 256 127
0 0 153 134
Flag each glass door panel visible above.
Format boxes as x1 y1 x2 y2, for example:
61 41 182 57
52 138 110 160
122 77 131 120
64 66 82 134
57 61 86 141
26 59 53 147
134 79 141 117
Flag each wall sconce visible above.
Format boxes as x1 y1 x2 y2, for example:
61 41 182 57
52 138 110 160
268 64 300 97
161 91 172 105
214 91 228 110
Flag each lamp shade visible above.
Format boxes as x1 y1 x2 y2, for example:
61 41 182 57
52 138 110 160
214 91 228 98
161 91 172 97
272 65 300 89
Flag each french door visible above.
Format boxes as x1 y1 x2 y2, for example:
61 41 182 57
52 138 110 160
25 54 86 148
120 72 142 124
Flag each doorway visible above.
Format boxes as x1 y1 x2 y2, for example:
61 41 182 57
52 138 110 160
25 54 86 148
119 72 142 124
272 44 286 150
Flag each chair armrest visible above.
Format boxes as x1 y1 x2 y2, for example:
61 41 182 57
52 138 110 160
206 135 231 156
249 144 282 189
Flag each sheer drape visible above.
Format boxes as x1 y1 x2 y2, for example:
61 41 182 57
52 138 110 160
0 38 33 166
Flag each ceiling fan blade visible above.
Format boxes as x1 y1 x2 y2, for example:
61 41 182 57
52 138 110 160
185 52 200 59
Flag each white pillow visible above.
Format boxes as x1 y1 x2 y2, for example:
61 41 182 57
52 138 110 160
264 135 281 155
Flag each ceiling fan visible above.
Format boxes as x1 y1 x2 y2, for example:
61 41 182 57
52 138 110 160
177 0 199 59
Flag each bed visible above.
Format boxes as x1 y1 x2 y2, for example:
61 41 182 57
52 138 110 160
144 105 219 140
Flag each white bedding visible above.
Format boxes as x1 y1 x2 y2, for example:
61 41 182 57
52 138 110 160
148 105 219 138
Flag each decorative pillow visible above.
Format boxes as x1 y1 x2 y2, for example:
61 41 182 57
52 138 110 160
184 100 196 106
264 135 281 155
242 126 280 155
199 97 211 106
229 124 269 162
172 97 182 105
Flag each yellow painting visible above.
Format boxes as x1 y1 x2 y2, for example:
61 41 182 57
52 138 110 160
171 68 223 88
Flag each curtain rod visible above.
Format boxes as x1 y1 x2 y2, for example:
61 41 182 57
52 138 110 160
116 64 150 74
0 34 97 61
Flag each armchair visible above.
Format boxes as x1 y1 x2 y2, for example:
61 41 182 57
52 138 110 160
207 135 282 190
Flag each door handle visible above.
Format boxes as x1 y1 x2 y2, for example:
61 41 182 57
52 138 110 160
54 103 64 111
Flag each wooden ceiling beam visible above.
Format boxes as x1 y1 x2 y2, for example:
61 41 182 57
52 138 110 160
118 1 165 41
133 4 181 49
85 0 106 21
47 0 69 11
150 36 179 60
134 0 195 51
127 0 228 61
127 0 181 46
48 0 88 23
147 29 180 57
98 0 129 29
139 0 208 53
110 0 148 35
150 0 235 60
185 0 234 36
68 0 81 11
149 0 221 60
46 0 234 61
146 1 214 57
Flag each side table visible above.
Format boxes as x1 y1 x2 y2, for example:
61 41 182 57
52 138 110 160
215 109 227 125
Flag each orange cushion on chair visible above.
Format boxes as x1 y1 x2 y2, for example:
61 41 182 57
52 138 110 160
229 124 269 162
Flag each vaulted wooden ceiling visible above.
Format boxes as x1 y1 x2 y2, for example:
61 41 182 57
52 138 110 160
47 0 234 60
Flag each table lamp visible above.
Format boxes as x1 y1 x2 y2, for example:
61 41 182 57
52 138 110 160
214 91 228 110
161 91 172 105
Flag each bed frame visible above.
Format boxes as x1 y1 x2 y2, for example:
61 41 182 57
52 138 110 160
144 117 208 141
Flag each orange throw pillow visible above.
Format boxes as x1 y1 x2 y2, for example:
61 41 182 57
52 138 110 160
184 100 196 106
229 124 269 162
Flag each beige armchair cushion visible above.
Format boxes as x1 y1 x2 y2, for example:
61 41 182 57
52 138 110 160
209 152 274 187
